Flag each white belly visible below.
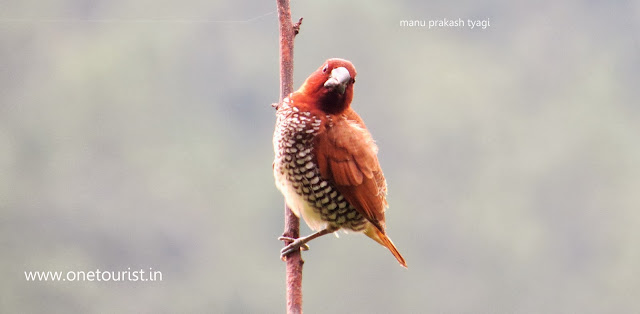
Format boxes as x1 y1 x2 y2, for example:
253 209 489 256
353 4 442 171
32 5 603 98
273 164 328 231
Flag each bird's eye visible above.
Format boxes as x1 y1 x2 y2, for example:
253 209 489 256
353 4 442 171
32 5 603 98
322 65 328 73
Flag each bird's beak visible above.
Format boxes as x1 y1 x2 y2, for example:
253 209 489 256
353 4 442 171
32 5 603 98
324 67 351 94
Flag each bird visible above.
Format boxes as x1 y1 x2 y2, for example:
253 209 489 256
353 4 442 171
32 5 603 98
272 58 407 268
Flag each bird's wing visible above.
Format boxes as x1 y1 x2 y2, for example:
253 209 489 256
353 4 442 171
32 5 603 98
315 110 388 231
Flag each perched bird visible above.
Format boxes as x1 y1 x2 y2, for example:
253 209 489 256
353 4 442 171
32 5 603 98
273 58 407 268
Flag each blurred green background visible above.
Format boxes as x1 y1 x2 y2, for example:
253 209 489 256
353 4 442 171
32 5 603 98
1 0 639 313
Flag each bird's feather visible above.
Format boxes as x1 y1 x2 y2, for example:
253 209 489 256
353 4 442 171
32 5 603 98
315 109 388 231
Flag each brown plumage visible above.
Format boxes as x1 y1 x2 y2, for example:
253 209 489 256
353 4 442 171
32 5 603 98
273 58 406 268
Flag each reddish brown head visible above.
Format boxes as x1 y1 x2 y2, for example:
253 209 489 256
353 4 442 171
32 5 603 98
295 58 357 115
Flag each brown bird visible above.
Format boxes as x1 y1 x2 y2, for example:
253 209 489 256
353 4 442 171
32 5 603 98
273 58 406 267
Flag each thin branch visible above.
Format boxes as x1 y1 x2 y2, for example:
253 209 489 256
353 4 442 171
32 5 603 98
276 1 303 313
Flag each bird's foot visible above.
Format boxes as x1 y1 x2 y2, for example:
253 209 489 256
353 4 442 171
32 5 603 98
278 236 310 260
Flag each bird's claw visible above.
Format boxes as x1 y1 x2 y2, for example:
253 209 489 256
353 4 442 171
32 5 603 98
278 236 310 260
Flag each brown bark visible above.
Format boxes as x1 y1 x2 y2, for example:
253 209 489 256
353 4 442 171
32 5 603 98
276 0 303 313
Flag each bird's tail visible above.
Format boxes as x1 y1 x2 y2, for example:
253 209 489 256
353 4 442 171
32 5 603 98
365 227 407 268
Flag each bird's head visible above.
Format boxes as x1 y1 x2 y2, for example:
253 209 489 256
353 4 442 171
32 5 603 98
297 58 357 114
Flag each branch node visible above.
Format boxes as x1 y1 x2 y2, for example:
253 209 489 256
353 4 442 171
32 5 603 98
293 17 303 36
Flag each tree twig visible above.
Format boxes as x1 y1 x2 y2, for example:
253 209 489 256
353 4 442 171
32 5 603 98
276 1 303 313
